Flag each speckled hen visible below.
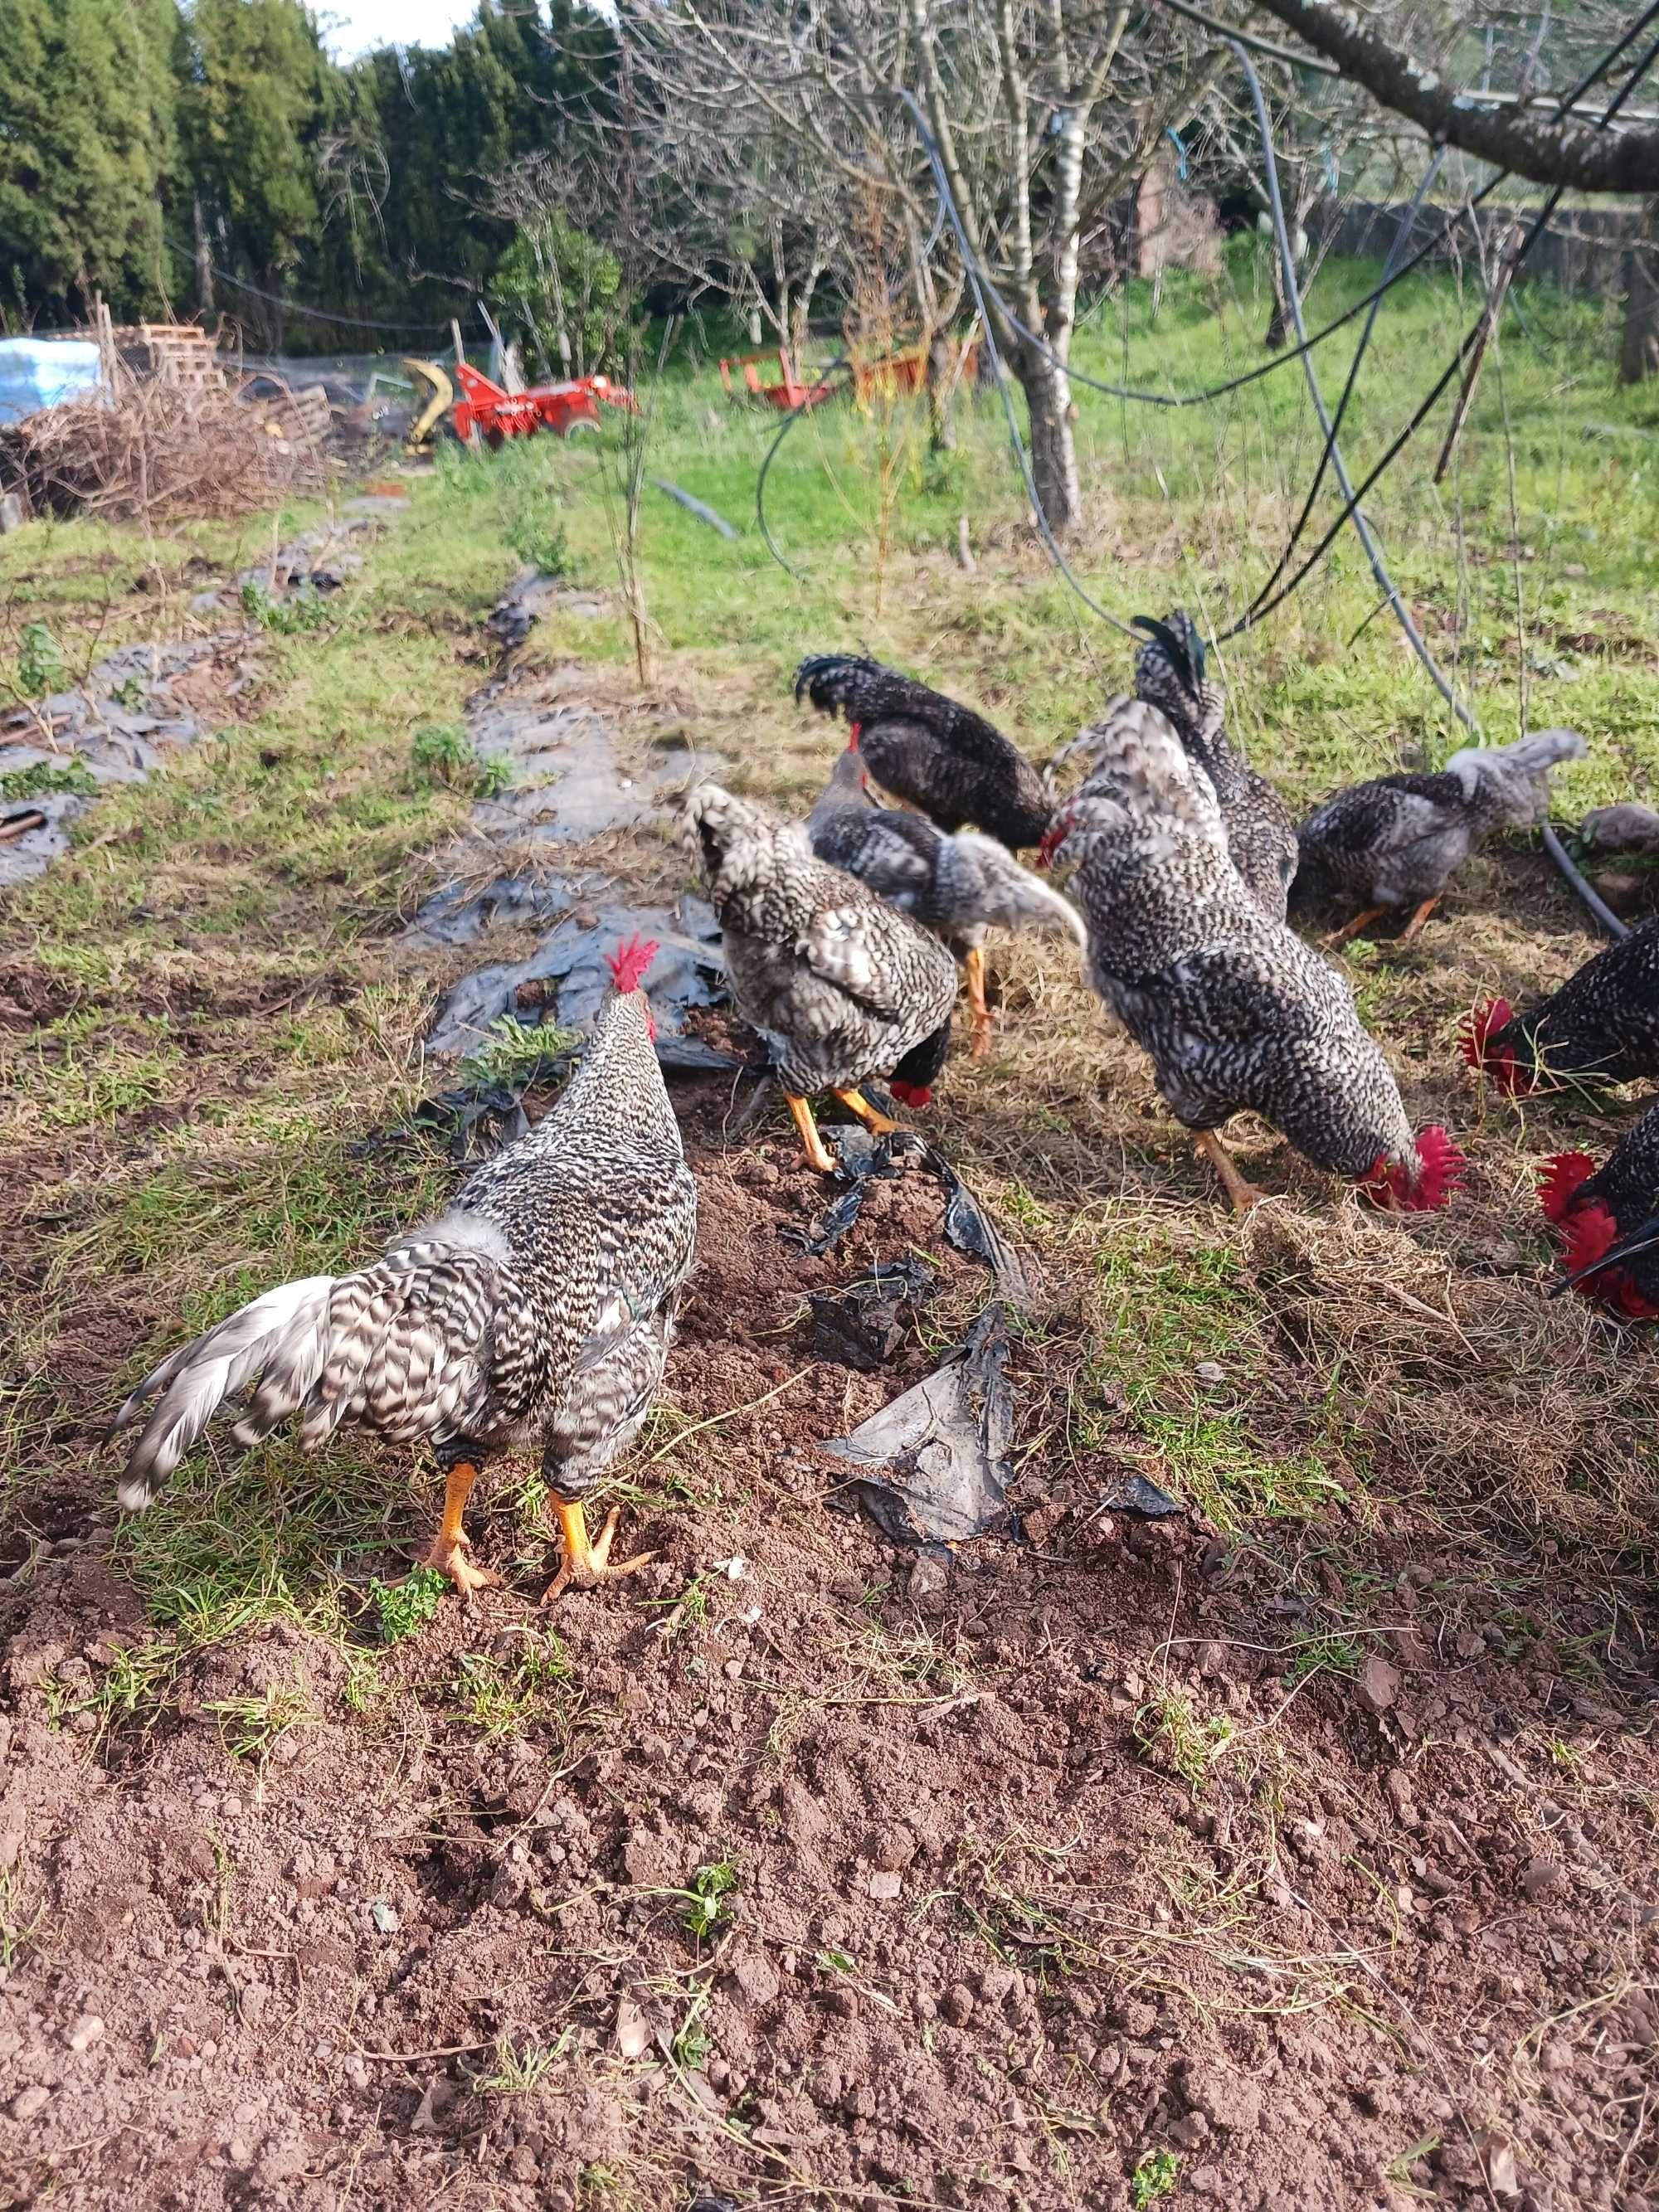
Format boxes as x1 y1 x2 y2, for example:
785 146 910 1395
1044 695 1465 1213
688 780 958 1172
1538 1098 1659 1319
793 653 1050 851
806 740 1084 1054
112 939 697 1601
1463 916 1659 1096
1131 610 1298 921
1294 727 1586 946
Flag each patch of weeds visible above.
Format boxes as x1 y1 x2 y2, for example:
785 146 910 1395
410 720 512 799
204 1683 316 1766
240 579 329 634
1283 1631 1364 1686
505 513 572 580
460 1013 574 1091
679 1859 738 1938
0 756 97 803
110 673 148 711
449 1634 572 1738
643 1570 711 1644
367 1566 447 1645
468 2028 572 2094
0 1866 46 1969
1132 2149 1180 2205
43 1638 180 1745
16 620 66 698
1135 1685 1238 1791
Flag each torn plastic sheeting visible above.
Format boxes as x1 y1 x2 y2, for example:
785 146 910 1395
1101 1472 1183 1519
467 696 715 848
819 1305 1014 1545
404 868 606 949
425 898 736 1067
788 1124 1033 1307
807 1253 938 1371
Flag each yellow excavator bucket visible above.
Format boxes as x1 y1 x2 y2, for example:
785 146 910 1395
401 358 454 455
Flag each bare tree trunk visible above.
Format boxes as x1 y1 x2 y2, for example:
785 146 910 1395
1014 345 1082 534
1620 199 1659 384
192 197 213 318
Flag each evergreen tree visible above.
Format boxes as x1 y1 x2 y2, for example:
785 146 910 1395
0 0 182 327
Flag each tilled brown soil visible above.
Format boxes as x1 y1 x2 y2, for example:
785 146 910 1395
3 1077 1657 2212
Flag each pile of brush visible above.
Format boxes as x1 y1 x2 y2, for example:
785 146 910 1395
0 369 331 524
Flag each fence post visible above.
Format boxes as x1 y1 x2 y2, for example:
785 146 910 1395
1619 201 1659 385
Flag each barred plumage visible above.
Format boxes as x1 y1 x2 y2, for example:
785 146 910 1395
1295 727 1587 935
1132 611 1297 921
688 780 958 1164
793 652 1050 851
113 948 697 1595
1048 697 1462 1210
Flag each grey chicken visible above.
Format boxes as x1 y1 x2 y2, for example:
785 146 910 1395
1293 727 1587 946
688 780 958 1172
806 739 1084 1054
1131 611 1297 920
793 653 1050 851
112 939 696 1602
1043 697 1465 1213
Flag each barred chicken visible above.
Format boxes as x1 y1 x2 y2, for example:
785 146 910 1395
1044 696 1465 1213
1538 1099 1659 1319
1462 916 1659 1095
806 739 1084 1054
688 780 958 1172
1294 727 1587 946
794 653 1051 851
113 940 696 1602
1131 611 1297 921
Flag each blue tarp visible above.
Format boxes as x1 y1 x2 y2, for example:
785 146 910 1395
0 339 104 427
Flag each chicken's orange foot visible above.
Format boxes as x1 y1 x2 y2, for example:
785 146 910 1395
832 1087 904 1137
785 1091 839 1174
1398 893 1441 944
963 947 992 1058
1194 1130 1267 1215
416 1461 502 1599
1321 907 1384 950
542 1500 654 1605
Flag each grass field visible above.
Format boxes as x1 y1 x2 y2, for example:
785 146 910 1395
2 239 1657 2208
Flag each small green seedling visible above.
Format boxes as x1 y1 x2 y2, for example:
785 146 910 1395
411 721 512 799
17 621 65 699
0 758 97 803
367 1565 448 1643
1132 2149 1180 2205
240 578 329 634
681 1860 738 1937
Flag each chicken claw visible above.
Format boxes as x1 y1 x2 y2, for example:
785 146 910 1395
963 947 992 1058
786 1092 840 1174
1321 907 1384 950
418 1534 502 1601
833 1087 904 1137
542 1500 654 1604
1194 1130 1267 1214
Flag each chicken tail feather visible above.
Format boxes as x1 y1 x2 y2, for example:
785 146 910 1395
942 833 1087 944
113 1276 336 1510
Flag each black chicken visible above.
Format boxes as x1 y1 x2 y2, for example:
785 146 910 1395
793 653 1050 851
1538 1100 1659 1320
1131 611 1298 921
1462 916 1659 1096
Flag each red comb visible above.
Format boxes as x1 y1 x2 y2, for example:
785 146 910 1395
606 935 659 995
1460 997 1515 1071
1538 1151 1597 1226
1360 1125 1467 1213
1560 1200 1658 1317
848 722 861 751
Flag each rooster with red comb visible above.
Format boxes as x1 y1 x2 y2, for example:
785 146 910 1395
1538 1100 1659 1320
112 936 697 1602
1044 697 1467 1214
1462 917 1659 1098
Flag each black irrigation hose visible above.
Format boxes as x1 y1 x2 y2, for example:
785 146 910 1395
754 353 853 580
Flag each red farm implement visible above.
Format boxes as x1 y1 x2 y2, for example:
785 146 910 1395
450 362 640 446
718 348 836 412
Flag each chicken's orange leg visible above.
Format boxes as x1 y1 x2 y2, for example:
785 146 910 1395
833 1087 903 1136
1322 907 1384 950
963 947 992 1058
542 1496 654 1605
786 1091 839 1174
420 1461 501 1600
1398 893 1441 944
1194 1129 1267 1215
